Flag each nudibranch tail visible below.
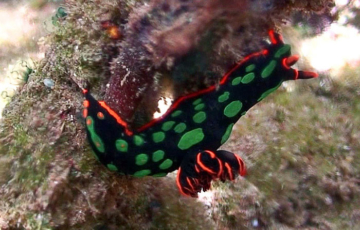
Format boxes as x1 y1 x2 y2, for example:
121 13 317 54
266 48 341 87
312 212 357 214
176 150 246 197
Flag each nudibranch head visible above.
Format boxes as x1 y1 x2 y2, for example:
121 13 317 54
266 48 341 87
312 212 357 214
268 30 318 81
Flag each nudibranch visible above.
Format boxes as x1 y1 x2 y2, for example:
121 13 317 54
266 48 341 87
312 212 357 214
81 30 318 197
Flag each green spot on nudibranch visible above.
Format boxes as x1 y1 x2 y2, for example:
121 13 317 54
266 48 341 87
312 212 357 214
135 154 149 166
152 132 165 143
92 135 105 153
275 44 291 58
159 159 173 170
133 135 144 146
177 128 204 150
192 98 202 105
162 121 175 131
218 91 230 103
86 116 105 153
261 60 277 78
133 169 151 177
232 77 242 86
221 123 234 144
194 103 205 111
174 123 186 133
246 64 256 72
193 111 206 124
224 100 243 118
171 110 182 117
107 164 118 171
115 139 128 152
153 172 168 177
86 117 93 127
241 72 255 84
258 81 283 101
152 150 165 162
